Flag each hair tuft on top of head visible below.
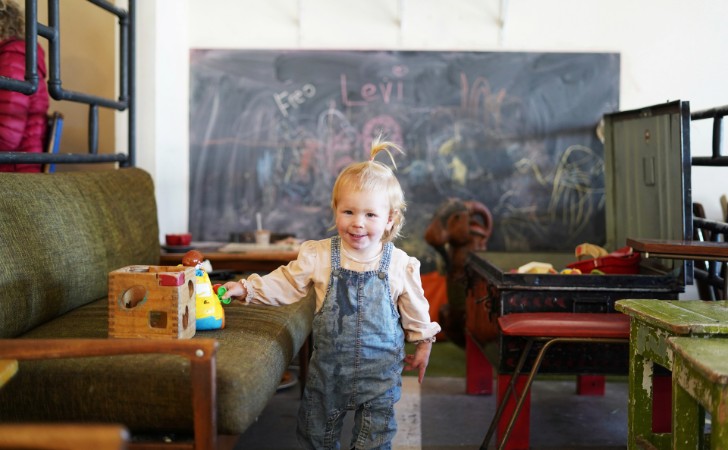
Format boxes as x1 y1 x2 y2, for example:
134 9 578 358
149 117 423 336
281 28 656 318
369 134 404 170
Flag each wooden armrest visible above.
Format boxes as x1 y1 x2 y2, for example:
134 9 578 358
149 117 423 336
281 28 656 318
0 339 218 450
0 423 128 450
0 338 217 361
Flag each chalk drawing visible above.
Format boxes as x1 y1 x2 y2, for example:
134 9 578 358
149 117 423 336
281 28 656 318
189 50 619 259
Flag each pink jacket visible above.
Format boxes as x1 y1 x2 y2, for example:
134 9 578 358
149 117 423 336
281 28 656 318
0 38 49 172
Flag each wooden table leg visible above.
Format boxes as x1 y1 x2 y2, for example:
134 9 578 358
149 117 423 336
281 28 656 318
628 328 654 449
671 371 703 450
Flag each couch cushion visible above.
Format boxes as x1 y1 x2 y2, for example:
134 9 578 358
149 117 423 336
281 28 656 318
0 293 314 435
0 168 160 338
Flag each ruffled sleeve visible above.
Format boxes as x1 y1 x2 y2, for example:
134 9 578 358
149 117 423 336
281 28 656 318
396 255 442 343
242 240 319 306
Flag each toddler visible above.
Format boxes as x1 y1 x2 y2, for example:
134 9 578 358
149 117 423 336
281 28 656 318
222 137 440 449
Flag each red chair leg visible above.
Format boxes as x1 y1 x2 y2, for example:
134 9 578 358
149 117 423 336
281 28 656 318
496 373 531 450
577 375 605 396
466 333 493 395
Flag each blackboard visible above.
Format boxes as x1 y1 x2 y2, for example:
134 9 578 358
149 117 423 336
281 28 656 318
189 50 619 269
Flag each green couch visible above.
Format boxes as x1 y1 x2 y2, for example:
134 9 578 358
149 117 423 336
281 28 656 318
0 168 314 447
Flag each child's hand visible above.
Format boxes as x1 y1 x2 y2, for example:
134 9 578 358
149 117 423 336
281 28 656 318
221 280 247 302
403 340 433 384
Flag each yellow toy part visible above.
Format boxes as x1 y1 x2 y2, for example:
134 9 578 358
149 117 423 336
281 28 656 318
574 243 608 260
517 261 557 274
194 269 225 330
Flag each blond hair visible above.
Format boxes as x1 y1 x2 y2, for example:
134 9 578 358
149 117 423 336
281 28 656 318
0 0 24 42
331 137 407 242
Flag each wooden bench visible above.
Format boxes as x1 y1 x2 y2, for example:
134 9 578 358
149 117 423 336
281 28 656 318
668 336 728 450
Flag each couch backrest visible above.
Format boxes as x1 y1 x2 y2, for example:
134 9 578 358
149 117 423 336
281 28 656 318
0 168 160 338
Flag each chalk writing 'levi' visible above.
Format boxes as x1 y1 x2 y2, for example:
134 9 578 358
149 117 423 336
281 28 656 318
340 74 404 107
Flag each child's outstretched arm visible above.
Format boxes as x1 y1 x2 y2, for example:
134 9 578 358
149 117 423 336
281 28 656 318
403 340 433 384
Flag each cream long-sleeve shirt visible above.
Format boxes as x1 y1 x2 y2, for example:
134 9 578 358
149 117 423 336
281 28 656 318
241 238 441 343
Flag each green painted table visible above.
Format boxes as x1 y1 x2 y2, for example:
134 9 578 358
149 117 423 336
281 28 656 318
668 336 728 450
615 299 728 449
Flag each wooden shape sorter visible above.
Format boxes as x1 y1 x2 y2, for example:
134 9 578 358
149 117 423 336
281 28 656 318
108 265 196 339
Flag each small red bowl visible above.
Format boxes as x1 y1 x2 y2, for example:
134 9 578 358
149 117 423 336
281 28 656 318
165 233 192 246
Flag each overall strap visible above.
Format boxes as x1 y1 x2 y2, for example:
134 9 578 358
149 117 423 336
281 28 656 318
377 241 394 279
330 236 342 274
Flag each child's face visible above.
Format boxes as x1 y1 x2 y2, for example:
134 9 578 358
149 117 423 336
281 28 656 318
335 186 393 253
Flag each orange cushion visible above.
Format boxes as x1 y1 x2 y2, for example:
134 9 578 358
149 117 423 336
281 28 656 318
420 271 448 341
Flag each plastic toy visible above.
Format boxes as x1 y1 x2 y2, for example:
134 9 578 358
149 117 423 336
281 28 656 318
212 284 232 305
182 250 225 330
517 261 557 274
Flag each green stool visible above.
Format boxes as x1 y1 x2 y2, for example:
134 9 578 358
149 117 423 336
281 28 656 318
668 336 728 450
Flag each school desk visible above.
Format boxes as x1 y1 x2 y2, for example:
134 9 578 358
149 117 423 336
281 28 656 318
627 237 728 299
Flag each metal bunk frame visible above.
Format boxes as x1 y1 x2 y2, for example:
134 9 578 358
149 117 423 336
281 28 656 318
692 217 727 300
691 105 728 167
690 104 728 299
0 0 135 167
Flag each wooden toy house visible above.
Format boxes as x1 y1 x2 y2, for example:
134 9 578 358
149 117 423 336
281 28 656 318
108 265 196 339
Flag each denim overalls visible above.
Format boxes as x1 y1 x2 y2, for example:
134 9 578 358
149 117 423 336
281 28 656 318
297 236 405 450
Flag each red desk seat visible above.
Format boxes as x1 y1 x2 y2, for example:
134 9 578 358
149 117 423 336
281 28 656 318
498 312 630 338
481 312 630 450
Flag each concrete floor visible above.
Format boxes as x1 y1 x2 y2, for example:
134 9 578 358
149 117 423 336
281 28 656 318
234 374 628 450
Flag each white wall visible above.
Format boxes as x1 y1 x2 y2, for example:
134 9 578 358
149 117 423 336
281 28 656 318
136 0 190 236
137 0 728 240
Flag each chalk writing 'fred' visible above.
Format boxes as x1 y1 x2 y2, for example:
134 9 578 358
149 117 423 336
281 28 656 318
274 83 316 117
340 74 404 106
